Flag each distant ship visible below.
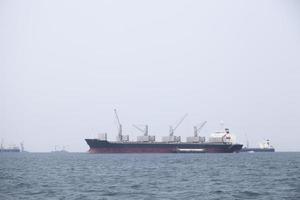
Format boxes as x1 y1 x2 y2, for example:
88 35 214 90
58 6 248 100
0 146 20 153
85 110 243 153
0 141 24 153
241 139 275 152
51 145 69 153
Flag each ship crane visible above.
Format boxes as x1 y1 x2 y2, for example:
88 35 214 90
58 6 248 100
169 114 188 136
186 121 206 143
114 109 122 141
193 121 207 137
114 109 129 142
133 124 149 136
162 114 188 143
133 124 156 142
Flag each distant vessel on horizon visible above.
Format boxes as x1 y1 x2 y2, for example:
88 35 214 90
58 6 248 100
0 140 24 153
51 145 69 153
241 139 275 152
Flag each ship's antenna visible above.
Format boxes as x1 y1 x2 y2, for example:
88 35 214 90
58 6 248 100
193 121 207 137
169 114 188 136
114 109 122 141
20 142 24 152
220 120 225 130
133 124 148 136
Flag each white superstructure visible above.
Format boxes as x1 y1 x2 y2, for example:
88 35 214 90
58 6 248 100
208 128 236 144
259 139 273 149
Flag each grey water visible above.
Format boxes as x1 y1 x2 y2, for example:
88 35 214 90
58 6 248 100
1 153 300 200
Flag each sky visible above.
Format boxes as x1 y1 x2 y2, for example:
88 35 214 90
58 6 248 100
1 0 300 152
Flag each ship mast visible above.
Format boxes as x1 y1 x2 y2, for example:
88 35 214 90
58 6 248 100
0 138 3 150
20 142 24 152
245 133 249 148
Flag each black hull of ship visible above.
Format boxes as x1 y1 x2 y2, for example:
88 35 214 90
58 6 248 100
85 139 243 153
240 148 275 152
0 149 20 153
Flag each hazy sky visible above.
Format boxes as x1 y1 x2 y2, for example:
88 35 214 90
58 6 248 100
1 0 300 152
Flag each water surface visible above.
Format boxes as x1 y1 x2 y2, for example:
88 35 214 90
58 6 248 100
1 153 300 199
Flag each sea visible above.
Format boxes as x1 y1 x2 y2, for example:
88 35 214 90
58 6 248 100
0 152 300 200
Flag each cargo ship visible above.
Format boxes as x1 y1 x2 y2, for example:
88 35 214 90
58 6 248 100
241 139 275 153
85 110 243 153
